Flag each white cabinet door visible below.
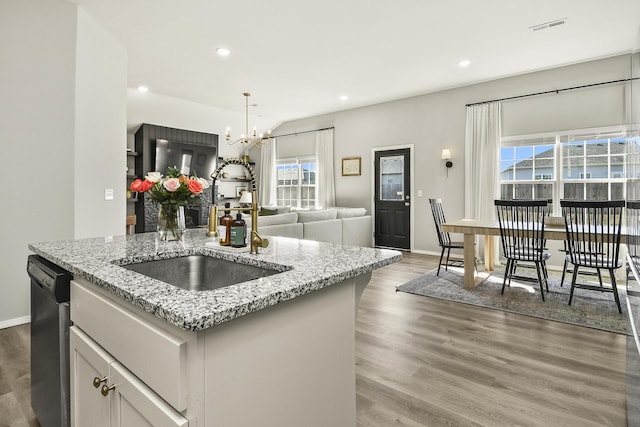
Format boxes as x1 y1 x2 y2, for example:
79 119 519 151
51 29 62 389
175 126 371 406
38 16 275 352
71 326 188 427
109 362 188 427
70 326 113 427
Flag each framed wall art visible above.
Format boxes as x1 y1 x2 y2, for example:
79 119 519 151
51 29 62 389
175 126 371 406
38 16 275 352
342 157 361 176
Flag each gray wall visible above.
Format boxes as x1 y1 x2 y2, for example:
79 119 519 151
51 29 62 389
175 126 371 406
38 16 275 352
0 0 127 326
1 0 76 326
272 54 634 255
275 133 316 159
74 7 127 239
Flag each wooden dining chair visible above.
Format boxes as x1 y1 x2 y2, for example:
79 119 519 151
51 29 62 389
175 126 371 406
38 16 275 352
429 198 464 275
560 199 625 313
495 199 551 301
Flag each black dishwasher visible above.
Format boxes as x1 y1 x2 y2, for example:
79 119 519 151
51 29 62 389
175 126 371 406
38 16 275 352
27 255 72 427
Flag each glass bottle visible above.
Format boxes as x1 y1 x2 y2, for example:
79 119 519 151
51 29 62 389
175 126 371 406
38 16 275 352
230 213 247 248
219 203 233 246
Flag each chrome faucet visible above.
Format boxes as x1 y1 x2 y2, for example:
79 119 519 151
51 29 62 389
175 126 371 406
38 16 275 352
209 158 269 254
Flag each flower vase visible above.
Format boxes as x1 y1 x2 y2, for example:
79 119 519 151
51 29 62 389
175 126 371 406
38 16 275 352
157 204 186 241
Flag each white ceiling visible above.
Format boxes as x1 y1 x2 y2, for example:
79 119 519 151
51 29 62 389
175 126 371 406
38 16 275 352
71 0 640 123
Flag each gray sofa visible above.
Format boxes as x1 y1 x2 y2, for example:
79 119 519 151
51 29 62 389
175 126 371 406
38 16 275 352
250 207 373 247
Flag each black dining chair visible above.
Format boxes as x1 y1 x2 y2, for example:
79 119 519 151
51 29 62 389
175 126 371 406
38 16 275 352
429 198 464 276
495 199 551 301
560 199 625 313
559 241 603 288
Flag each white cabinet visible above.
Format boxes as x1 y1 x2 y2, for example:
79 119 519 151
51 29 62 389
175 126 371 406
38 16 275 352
70 327 188 427
70 280 189 411
70 272 370 427
71 325 111 427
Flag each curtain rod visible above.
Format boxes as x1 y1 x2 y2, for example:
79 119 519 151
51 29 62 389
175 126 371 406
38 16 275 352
270 126 334 139
465 77 640 107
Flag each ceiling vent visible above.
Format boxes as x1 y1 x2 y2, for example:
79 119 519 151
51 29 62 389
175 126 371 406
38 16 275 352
530 18 567 32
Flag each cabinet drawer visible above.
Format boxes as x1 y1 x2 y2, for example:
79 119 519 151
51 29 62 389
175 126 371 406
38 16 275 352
71 281 188 411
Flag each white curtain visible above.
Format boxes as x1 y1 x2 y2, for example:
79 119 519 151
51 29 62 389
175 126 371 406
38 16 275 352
315 129 336 209
259 138 277 206
464 102 502 223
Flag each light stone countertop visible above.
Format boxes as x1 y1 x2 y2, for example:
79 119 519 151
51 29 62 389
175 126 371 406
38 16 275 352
29 230 402 331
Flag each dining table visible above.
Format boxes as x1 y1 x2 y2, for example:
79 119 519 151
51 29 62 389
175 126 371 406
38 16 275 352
440 219 626 290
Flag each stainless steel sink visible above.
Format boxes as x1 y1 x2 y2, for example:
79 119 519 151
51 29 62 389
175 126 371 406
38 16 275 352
122 255 283 291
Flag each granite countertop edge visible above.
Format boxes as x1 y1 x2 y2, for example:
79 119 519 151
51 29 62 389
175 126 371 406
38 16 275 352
29 230 401 332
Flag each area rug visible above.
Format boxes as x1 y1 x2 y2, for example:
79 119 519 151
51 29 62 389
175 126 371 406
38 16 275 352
396 266 629 334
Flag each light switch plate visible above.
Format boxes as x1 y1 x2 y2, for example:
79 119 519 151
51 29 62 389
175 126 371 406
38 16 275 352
418 190 423 197
104 188 114 200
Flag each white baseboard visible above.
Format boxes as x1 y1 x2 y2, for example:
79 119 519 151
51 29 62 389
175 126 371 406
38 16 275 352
409 249 443 257
0 315 30 330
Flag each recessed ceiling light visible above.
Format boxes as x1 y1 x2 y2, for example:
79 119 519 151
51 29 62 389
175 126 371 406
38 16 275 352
340 95 348 101
458 59 471 68
216 47 230 57
137 86 149 92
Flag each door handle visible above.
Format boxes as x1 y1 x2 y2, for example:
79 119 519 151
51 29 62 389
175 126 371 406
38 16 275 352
405 202 410 207
93 376 107 388
101 383 116 397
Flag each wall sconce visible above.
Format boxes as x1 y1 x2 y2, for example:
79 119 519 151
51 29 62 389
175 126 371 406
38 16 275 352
441 149 453 176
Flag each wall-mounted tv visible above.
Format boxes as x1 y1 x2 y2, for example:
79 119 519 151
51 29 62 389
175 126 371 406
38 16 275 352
152 139 217 179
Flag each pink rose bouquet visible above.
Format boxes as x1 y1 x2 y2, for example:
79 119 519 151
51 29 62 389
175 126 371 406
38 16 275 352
129 166 209 207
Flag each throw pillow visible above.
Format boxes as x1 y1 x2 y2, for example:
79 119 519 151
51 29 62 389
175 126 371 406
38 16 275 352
260 207 279 216
258 212 299 227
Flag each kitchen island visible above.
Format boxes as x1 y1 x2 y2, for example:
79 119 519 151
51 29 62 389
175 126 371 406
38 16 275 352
29 230 401 427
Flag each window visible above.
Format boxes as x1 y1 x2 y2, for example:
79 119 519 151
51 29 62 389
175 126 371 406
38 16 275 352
500 136 555 202
380 155 404 201
276 158 317 209
561 135 628 202
534 174 553 180
500 127 636 214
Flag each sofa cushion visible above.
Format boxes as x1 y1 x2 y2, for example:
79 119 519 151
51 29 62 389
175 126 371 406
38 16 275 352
336 207 367 218
257 212 298 227
341 215 373 247
296 209 337 223
303 219 342 244
260 223 303 239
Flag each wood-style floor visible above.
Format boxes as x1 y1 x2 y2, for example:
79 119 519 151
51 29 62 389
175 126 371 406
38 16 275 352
0 253 627 426
0 322 39 427
356 252 627 426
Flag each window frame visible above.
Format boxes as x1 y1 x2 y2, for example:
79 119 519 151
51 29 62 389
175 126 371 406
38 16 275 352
500 126 632 215
275 156 317 210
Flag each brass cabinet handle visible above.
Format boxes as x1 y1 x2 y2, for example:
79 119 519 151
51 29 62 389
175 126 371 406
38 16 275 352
93 376 107 388
101 383 116 397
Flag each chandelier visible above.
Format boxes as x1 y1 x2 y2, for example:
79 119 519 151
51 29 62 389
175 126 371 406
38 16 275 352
225 92 272 147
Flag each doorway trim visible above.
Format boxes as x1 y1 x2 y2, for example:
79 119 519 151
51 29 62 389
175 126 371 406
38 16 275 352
371 144 415 251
